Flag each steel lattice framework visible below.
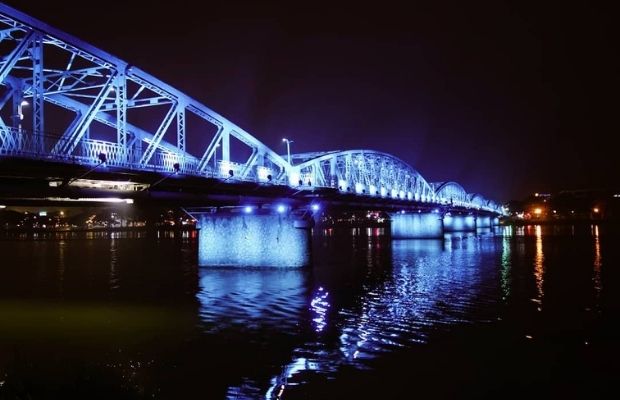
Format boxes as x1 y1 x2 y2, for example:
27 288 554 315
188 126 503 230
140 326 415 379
432 181 470 206
0 4 502 214
291 150 436 202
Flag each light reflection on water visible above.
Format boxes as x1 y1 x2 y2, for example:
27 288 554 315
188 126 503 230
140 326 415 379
336 234 497 357
219 231 503 398
592 225 602 302
0 224 615 399
197 268 308 333
533 225 545 307
500 225 513 300
310 287 330 333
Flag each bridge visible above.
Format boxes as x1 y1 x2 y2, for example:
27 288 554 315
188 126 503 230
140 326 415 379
1 4 504 267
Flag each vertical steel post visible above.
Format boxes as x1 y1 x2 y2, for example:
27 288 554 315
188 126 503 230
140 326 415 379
32 33 44 153
115 71 127 154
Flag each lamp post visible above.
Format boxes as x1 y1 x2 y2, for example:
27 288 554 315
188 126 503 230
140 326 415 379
213 142 220 176
14 99 28 133
282 138 293 165
147 162 180 190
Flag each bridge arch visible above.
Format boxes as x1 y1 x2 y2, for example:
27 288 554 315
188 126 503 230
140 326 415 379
292 150 435 201
485 200 502 214
467 193 487 209
431 181 469 206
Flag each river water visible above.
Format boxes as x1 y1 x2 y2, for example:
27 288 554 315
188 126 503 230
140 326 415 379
0 225 618 399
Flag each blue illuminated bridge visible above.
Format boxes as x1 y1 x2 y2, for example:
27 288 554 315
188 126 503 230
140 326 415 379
0 4 505 267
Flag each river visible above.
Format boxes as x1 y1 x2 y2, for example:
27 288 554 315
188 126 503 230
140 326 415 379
1 224 618 398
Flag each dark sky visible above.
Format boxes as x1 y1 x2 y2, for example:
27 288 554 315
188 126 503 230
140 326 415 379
5 0 618 201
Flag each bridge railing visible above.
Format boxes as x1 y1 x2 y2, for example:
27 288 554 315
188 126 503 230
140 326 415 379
0 128 287 184
0 127 202 174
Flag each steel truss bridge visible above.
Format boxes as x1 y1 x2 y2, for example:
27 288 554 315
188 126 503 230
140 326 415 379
0 4 502 215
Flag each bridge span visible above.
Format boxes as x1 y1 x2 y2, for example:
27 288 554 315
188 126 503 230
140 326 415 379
1 4 503 267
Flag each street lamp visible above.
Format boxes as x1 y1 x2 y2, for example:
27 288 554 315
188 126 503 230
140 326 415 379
213 142 221 171
13 99 29 132
282 138 293 165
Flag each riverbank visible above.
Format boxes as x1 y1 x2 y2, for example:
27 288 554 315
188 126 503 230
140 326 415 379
501 218 619 226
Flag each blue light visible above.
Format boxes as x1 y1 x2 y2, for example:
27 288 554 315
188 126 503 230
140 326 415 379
277 204 286 213
391 212 444 239
244 206 253 214
196 213 310 267
400 210 405 214
311 204 320 212
310 286 330 333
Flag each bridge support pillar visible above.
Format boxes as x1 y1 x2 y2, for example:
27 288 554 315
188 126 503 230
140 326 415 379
390 212 443 239
444 214 476 232
193 211 311 268
476 215 492 228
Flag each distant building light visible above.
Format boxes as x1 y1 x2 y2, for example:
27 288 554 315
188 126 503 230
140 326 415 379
244 206 253 214
535 193 539 197
0 205 6 209
593 207 600 213
277 204 286 213
311 204 320 212
533 208 542 215
614 194 620 198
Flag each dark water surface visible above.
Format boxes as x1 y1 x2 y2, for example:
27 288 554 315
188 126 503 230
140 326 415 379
1 225 618 399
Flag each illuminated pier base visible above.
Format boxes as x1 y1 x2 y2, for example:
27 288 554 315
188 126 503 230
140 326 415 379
195 213 311 268
476 215 492 228
390 212 444 239
443 214 476 232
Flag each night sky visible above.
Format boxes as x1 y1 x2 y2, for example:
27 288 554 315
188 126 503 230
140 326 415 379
4 0 617 201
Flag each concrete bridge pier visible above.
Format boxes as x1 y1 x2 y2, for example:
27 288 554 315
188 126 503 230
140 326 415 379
476 215 492 228
192 210 311 268
443 213 476 232
390 212 444 239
